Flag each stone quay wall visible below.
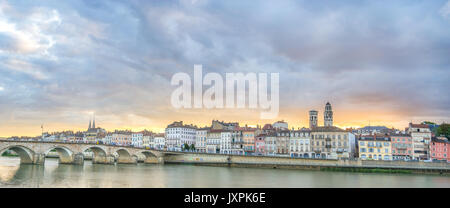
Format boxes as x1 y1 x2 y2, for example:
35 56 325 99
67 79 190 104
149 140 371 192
163 152 450 173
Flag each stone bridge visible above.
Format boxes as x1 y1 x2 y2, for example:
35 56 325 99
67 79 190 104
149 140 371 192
0 140 167 165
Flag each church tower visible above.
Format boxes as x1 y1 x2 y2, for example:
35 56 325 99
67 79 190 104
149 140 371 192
92 114 96 129
324 102 333 127
309 110 318 129
88 120 92 130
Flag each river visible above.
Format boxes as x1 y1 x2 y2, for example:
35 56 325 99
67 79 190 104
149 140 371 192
0 157 449 188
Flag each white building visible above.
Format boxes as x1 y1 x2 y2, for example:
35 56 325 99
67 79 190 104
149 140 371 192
264 134 277 156
104 134 113 145
154 135 165 150
131 132 144 148
195 128 209 153
220 131 232 154
165 121 197 151
289 129 312 158
206 130 222 153
407 123 432 160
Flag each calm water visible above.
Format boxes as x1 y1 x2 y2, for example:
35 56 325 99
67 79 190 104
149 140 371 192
0 157 449 188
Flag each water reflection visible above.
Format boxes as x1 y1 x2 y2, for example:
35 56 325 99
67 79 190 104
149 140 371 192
0 157 449 188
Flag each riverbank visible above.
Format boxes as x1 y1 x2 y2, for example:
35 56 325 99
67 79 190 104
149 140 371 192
163 153 450 176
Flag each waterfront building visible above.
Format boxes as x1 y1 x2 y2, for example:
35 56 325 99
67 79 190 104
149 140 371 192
309 110 318 129
407 123 432 160
311 126 356 159
255 134 266 155
104 133 113 145
143 135 151 148
195 127 209 153
131 132 144 148
273 120 288 130
154 134 166 150
358 135 392 160
220 131 232 154
264 133 277 156
243 128 257 155
206 129 222 153
390 134 413 160
275 130 290 155
324 102 333 127
230 129 245 155
110 131 132 146
289 128 312 158
165 121 197 151
430 137 449 162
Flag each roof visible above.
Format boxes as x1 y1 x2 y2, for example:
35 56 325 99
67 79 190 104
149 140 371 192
358 135 391 141
409 123 429 129
311 126 346 132
431 137 449 143
390 134 411 137
262 124 273 130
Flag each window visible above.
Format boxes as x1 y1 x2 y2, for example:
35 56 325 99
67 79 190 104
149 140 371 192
360 141 365 146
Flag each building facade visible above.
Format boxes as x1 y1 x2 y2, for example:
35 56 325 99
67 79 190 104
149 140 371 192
358 135 392 160
289 129 311 158
430 137 449 161
390 134 413 160
195 128 209 153
311 126 356 159
255 134 266 155
407 123 432 160
220 131 232 154
165 121 197 151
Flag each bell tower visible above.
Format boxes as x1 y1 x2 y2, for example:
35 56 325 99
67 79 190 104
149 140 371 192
324 102 333 127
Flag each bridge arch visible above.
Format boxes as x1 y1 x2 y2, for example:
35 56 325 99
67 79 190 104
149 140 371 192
44 146 74 164
0 145 35 164
115 148 137 164
139 150 158 158
82 146 107 157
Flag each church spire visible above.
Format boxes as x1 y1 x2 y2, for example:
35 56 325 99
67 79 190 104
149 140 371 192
88 120 92 129
92 114 96 129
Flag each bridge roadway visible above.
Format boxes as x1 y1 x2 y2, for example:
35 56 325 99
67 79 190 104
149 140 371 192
0 140 178 165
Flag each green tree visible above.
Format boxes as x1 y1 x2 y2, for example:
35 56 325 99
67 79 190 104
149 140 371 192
190 144 195 151
183 143 190 151
436 123 450 138
422 121 436 125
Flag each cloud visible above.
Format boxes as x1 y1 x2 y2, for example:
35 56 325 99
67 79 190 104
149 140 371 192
0 0 449 136
440 0 450 19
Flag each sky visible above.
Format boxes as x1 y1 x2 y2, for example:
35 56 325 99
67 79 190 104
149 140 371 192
0 0 449 137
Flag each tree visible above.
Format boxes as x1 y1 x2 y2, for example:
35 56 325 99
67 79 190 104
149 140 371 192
183 143 190 151
436 123 450 138
190 144 195 151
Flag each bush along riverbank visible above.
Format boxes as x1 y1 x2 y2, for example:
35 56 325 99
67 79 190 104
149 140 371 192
321 167 412 174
